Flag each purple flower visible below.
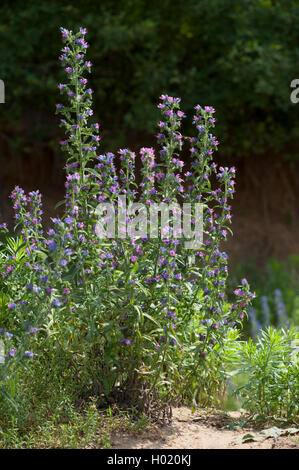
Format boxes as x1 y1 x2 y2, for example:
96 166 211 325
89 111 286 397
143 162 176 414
60 27 69 38
234 289 244 297
64 217 74 225
24 351 34 358
120 337 131 345
7 303 17 309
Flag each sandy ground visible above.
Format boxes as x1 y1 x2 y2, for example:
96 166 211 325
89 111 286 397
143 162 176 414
111 407 299 450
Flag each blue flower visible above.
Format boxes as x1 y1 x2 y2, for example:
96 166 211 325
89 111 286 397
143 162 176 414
24 351 34 358
7 303 17 309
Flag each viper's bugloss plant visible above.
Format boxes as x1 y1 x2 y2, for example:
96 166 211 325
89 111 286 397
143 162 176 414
0 27 256 418
248 290 291 339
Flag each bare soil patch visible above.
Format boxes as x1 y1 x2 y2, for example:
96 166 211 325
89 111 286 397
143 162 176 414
111 407 299 450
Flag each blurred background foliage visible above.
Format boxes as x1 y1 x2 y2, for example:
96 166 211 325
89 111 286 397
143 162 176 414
228 254 299 334
0 0 298 157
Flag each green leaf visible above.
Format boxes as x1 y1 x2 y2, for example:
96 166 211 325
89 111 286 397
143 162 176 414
142 312 161 328
0 387 18 410
260 427 299 438
240 433 260 443
55 199 67 209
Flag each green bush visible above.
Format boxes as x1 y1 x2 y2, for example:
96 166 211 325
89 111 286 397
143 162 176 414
228 327 299 423
0 27 256 422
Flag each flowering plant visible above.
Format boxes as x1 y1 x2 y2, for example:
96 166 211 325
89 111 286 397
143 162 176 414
248 289 292 338
0 27 255 416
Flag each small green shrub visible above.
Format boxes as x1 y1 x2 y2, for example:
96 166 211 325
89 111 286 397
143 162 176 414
227 327 299 423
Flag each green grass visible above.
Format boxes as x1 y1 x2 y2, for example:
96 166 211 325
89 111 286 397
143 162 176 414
0 360 150 449
0 398 149 449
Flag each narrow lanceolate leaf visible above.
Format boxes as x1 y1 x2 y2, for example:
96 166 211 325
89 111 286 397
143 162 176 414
0 388 18 410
